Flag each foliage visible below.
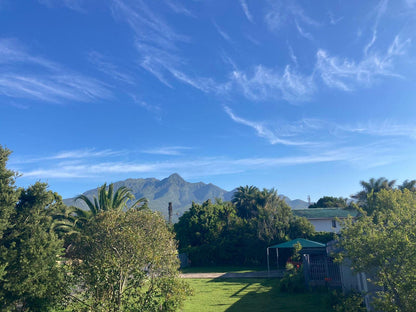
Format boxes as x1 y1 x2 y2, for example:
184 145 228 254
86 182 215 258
338 189 416 312
175 199 237 265
0 146 18 238
308 196 348 208
279 264 305 293
0 146 19 304
1 148 190 311
288 216 315 239
232 185 261 219
328 290 366 312
75 182 148 215
0 182 70 311
71 209 190 311
279 242 305 293
309 231 337 244
175 190 314 266
351 177 396 212
398 179 416 192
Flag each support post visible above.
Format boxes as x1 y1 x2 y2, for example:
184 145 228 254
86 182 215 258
267 247 270 276
276 248 279 270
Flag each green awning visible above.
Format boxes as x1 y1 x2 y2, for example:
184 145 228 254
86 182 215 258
268 238 326 249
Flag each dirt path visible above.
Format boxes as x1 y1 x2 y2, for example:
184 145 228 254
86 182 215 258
180 270 284 279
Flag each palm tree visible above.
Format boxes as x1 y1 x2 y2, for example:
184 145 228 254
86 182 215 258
75 183 148 215
232 185 260 219
398 179 416 192
50 205 93 237
352 177 396 212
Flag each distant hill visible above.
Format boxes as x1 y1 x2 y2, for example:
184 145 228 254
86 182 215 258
63 173 309 222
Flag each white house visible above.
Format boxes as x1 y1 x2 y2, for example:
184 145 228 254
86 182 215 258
293 208 358 233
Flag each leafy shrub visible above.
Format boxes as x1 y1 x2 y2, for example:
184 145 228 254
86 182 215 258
327 290 366 312
279 263 306 293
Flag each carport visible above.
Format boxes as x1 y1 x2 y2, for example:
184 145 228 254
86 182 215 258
267 238 326 274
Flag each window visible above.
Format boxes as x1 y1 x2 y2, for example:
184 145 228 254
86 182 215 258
332 219 337 228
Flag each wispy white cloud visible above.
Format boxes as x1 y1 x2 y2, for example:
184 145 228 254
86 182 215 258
0 39 111 103
10 149 124 165
0 74 110 103
130 94 162 115
338 120 416 139
295 20 313 40
87 51 135 85
287 44 298 65
168 68 216 92
224 106 312 146
136 42 216 92
136 42 182 87
328 11 343 25
0 38 58 70
264 3 285 31
265 2 319 32
111 0 188 51
220 53 238 70
113 0 214 91
143 146 191 156
213 21 232 42
51 149 123 160
38 0 86 12
364 0 388 56
239 0 254 23
316 35 410 91
224 32 409 102
291 4 320 27
165 0 194 17
228 65 315 102
18 143 401 179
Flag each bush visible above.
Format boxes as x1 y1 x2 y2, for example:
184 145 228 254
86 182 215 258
327 290 366 312
279 263 306 293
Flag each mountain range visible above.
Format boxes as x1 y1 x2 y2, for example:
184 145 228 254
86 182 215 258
63 173 308 222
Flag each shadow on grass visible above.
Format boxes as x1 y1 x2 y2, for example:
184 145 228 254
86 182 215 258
208 278 332 312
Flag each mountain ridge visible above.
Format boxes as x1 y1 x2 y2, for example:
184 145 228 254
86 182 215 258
63 174 308 222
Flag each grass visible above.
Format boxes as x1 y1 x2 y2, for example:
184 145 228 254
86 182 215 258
182 278 332 312
181 265 265 274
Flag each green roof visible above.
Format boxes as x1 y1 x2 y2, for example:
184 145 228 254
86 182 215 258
293 208 358 219
269 238 326 249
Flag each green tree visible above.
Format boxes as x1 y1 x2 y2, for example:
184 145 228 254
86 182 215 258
351 177 396 213
175 188 315 266
75 182 147 215
308 196 348 208
71 209 190 311
338 189 416 311
0 146 19 304
256 190 293 242
175 199 235 264
232 185 260 219
398 179 416 192
288 216 315 239
1 182 69 311
0 146 17 237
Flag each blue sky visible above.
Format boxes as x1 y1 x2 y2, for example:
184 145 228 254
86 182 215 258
1 0 416 201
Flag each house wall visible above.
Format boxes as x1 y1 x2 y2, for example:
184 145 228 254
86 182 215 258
309 219 342 233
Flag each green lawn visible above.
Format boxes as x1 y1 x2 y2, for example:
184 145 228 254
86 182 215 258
182 278 332 312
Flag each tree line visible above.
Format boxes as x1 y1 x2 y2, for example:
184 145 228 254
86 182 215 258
174 186 319 266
